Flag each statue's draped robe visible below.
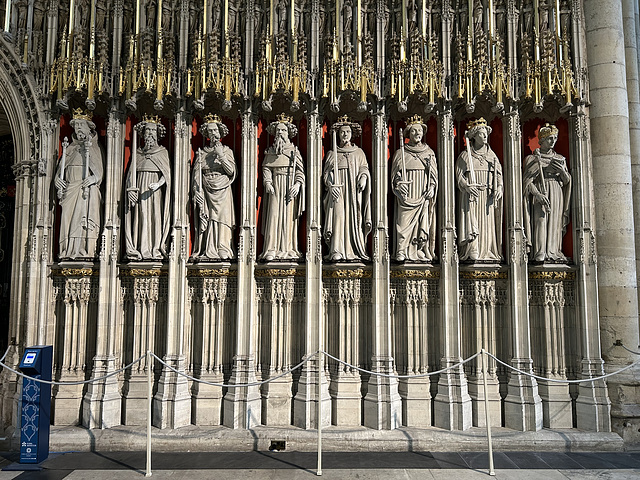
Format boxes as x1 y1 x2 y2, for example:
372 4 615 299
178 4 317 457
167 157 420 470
260 143 305 260
455 144 503 262
192 144 236 260
523 148 571 261
392 142 438 261
56 133 104 259
323 144 372 260
124 145 171 260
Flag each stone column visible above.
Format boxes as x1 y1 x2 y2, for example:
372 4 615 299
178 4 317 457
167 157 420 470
153 110 191 428
363 107 402 430
222 108 261 428
584 0 640 442
501 110 543 431
82 110 124 428
570 107 611 431
623 0 640 318
433 111 472 430
293 106 331 429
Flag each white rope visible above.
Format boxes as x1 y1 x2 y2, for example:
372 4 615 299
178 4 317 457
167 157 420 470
486 352 640 384
0 355 145 386
322 350 481 378
620 343 640 356
0 345 11 363
150 351 319 388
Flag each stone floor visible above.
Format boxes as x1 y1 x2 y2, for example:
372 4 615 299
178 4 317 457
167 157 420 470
1 451 640 479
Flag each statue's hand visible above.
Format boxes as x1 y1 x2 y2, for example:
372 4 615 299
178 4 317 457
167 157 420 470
287 182 301 201
213 142 224 159
149 182 160 192
466 185 479 198
128 189 139 206
193 190 205 207
495 187 503 203
535 193 550 212
81 175 96 188
397 183 409 199
426 185 435 200
264 182 275 195
54 176 67 193
330 185 341 201
357 175 367 192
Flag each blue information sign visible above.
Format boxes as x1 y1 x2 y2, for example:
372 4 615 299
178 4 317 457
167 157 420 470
18 346 52 464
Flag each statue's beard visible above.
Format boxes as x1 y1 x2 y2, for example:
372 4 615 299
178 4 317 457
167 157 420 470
273 136 288 154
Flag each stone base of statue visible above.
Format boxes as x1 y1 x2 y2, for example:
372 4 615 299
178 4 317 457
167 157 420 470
538 378 573 428
329 372 362 426
398 377 432 427
191 372 224 426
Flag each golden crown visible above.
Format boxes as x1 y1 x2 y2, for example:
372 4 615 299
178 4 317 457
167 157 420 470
142 114 161 124
406 115 425 126
72 108 92 121
538 123 559 140
204 113 222 124
336 115 353 124
276 112 293 124
466 117 488 130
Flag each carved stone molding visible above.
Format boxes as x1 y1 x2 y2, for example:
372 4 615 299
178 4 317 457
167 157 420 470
120 268 167 277
56 267 99 277
390 269 440 279
255 268 305 278
323 268 372 279
529 271 576 281
460 270 508 280
187 267 237 277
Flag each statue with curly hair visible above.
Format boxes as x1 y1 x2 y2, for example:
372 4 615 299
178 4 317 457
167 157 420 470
456 118 503 262
124 115 172 261
259 114 305 262
192 115 237 261
54 110 104 260
392 116 438 262
523 123 571 262
323 116 371 262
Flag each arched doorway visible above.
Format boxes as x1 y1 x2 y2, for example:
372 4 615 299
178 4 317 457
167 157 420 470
0 103 15 354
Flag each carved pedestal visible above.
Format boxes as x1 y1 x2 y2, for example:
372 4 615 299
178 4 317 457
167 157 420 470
529 267 575 428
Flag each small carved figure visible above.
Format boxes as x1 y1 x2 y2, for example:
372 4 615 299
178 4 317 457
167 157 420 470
276 0 287 33
212 0 222 32
94 0 111 33
124 115 171 261
392 116 438 262
259 114 306 262
15 0 28 31
146 0 157 29
162 0 173 32
323 116 371 261
523 124 571 263
33 0 47 33
54 110 104 260
192 115 236 261
472 0 483 34
343 0 353 40
456 118 503 262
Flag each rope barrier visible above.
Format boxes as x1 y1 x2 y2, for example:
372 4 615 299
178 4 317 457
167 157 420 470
150 351 319 388
322 350 481 379
0 345 11 363
3 344 639 389
0 355 145 386
620 343 640 356
486 352 640 384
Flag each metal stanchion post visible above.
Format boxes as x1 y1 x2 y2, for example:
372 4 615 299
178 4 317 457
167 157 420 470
146 350 152 477
481 348 495 476
317 351 323 476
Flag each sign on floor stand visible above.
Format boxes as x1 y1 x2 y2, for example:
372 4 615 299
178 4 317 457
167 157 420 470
18 346 53 464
